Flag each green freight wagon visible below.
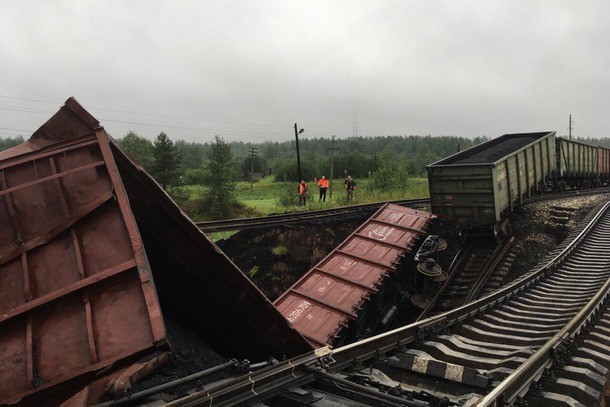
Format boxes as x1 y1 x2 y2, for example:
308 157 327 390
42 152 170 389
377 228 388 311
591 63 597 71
555 137 598 189
426 132 556 232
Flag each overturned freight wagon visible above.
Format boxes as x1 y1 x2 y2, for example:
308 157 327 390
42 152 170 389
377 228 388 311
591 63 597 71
274 204 437 348
0 97 310 406
427 131 556 233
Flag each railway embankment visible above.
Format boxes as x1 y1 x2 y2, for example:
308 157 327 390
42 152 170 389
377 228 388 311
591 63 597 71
219 193 610 303
510 193 610 282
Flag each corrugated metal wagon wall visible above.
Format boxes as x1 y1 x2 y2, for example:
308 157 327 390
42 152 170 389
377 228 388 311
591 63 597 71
0 125 166 406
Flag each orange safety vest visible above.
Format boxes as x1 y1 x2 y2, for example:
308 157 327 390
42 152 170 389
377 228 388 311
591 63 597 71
299 182 308 195
318 179 329 188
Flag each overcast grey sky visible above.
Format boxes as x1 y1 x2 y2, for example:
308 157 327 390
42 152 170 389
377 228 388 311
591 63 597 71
1 1 608 143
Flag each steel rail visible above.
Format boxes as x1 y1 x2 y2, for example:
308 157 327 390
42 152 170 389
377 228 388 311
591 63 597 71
477 200 610 406
415 240 474 322
93 359 239 407
196 198 430 232
463 236 514 304
196 187 610 233
164 348 331 407
165 200 610 406
479 275 610 406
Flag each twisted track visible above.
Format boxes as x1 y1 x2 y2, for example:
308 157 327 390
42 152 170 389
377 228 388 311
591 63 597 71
162 200 610 406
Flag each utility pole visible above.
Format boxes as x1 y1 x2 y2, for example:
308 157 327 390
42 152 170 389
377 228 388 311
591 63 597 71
294 123 304 187
328 135 339 199
568 114 573 140
248 146 257 192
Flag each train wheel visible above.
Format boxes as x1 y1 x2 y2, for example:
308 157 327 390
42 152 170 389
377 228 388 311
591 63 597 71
499 219 512 238
538 180 547 194
558 181 567 192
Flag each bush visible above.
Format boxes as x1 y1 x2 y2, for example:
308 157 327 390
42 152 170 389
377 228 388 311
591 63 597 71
276 183 300 207
370 164 410 192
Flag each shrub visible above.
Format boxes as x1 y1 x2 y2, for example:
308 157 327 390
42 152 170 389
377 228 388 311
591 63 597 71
271 246 289 257
276 183 300 207
370 163 410 192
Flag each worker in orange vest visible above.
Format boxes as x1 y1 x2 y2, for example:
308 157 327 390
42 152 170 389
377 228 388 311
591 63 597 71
298 180 308 206
317 176 329 202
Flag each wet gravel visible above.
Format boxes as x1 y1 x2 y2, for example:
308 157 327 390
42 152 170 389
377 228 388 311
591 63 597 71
509 193 610 280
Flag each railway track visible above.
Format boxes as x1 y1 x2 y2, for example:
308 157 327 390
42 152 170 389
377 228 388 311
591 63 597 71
197 188 610 234
419 237 515 318
90 192 610 406
149 199 610 406
196 198 430 232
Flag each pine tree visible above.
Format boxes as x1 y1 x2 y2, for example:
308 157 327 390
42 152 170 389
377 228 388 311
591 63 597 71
151 132 182 190
202 135 237 219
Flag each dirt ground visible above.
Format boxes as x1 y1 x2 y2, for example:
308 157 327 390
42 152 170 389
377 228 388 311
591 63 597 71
217 219 366 301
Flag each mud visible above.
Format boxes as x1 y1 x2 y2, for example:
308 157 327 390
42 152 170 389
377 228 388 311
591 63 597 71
217 220 365 300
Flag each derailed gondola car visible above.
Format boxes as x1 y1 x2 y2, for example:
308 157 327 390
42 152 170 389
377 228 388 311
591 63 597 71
0 97 311 406
426 132 556 233
274 204 437 348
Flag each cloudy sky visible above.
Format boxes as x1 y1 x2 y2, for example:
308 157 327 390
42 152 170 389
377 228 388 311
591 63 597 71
1 1 608 143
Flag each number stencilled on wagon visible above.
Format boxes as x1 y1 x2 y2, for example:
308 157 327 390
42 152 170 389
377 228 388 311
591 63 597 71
287 301 311 323
340 259 357 271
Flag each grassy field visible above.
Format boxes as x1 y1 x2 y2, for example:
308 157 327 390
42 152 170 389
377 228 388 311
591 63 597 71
234 176 429 215
204 176 429 241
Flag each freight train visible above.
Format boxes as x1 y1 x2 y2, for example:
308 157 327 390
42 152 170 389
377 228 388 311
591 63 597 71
426 131 610 234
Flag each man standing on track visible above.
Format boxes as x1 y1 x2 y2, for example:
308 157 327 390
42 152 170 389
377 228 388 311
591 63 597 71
317 176 329 202
345 175 356 202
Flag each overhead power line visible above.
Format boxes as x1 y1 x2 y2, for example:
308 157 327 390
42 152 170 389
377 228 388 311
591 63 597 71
0 94 292 129
98 117 290 137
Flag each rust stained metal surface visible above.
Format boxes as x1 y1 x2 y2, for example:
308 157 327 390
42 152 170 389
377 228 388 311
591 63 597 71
0 98 311 406
0 99 165 406
274 204 435 348
109 128 312 361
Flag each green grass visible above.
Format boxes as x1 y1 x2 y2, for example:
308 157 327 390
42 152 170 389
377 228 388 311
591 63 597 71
240 198 276 213
206 230 238 241
242 177 429 215
182 175 429 221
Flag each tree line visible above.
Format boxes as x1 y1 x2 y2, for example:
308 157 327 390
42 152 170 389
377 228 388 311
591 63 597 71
7 131 609 219
0 132 489 219
114 132 490 183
